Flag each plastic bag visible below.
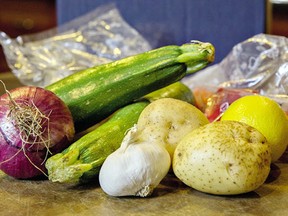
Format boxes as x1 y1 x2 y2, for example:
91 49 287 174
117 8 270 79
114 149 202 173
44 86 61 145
183 34 288 93
182 34 288 121
0 4 151 87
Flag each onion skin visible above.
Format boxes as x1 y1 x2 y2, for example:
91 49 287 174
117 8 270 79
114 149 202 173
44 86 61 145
0 86 75 179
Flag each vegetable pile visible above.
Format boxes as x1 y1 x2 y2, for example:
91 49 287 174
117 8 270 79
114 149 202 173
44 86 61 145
4 39 286 198
0 41 214 180
46 82 194 183
99 98 210 196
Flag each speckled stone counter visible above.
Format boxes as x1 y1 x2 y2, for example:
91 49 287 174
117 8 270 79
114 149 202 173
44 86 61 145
0 162 287 216
1 72 288 216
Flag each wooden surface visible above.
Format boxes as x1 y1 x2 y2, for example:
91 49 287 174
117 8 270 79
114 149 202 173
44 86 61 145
0 162 287 216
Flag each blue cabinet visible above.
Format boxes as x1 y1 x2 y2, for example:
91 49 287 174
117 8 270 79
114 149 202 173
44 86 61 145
56 0 267 63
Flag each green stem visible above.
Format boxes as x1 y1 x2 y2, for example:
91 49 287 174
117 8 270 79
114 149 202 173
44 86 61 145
177 41 215 74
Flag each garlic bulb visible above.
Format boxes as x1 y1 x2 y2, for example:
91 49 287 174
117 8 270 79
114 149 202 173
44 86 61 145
99 125 171 197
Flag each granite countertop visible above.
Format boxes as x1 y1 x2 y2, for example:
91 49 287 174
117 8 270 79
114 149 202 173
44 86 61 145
0 162 288 216
1 72 288 215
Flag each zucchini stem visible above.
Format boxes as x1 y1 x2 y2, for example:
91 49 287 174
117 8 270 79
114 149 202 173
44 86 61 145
177 41 215 74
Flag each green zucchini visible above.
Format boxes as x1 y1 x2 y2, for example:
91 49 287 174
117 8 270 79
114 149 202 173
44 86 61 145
45 82 193 184
45 41 214 132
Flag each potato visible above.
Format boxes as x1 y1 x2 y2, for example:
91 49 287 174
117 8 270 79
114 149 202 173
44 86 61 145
173 120 271 195
136 98 209 159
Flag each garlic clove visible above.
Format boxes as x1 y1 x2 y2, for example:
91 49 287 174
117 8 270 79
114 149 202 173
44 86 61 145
99 126 171 197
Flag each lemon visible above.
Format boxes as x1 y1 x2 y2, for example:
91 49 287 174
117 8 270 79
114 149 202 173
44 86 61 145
221 95 288 162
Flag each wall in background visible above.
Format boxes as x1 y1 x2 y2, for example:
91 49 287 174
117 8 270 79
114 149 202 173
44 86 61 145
270 2 288 36
0 0 287 73
0 0 56 72
56 0 267 64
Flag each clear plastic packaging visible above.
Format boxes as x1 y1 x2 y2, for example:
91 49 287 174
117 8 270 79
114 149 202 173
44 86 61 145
183 34 288 94
183 34 288 120
0 4 151 87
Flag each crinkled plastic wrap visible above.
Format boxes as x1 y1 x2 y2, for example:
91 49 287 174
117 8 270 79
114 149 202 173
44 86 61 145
183 34 288 94
0 4 151 87
182 34 288 119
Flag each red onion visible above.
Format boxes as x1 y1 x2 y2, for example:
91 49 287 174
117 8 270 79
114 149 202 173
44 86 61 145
0 85 75 179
